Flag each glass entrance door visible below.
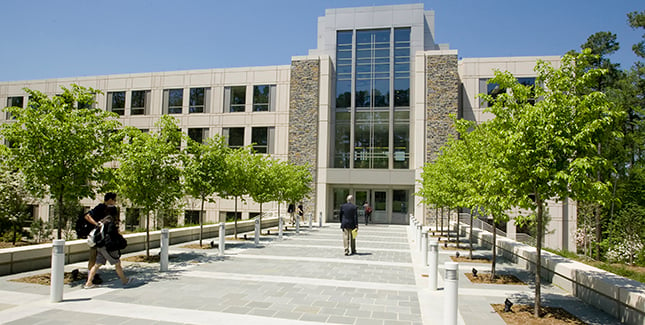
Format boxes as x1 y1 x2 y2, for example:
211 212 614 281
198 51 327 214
372 190 387 223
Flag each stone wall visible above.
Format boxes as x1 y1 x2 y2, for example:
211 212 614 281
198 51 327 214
425 54 459 163
288 59 320 216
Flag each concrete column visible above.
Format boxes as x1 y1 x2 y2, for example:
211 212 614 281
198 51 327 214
160 228 169 271
429 240 438 290
50 240 65 302
444 262 459 325
219 222 226 256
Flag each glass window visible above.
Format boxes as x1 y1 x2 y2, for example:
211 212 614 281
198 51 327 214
393 109 409 169
224 127 244 149
165 89 183 114
184 210 200 225
253 85 271 112
77 94 95 109
6 96 23 120
107 91 125 116
189 87 209 113
125 208 141 231
333 111 351 168
251 127 273 154
188 128 208 144
131 90 149 115
228 86 246 112
392 190 408 213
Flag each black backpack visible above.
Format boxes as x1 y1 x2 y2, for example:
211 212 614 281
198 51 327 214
75 211 93 239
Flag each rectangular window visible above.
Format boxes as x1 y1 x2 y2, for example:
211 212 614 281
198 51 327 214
223 127 244 149
189 87 210 113
393 110 409 169
336 31 353 109
125 208 141 231
188 128 208 144
253 85 275 112
333 111 351 168
251 127 274 154
184 210 200 225
164 89 183 114
6 96 23 120
225 211 241 222
225 86 246 112
107 91 125 116
131 90 149 115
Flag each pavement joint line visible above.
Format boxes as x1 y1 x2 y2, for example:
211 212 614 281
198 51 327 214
183 270 419 292
231 253 414 268
279 238 410 245
268 243 411 253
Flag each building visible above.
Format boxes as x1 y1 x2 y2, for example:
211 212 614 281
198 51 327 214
0 4 575 250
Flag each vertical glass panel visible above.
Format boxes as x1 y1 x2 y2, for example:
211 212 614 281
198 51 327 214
230 86 246 112
108 91 125 116
355 79 371 108
393 110 409 169
189 88 205 113
253 85 270 112
354 111 371 169
188 128 205 144
373 79 389 107
251 127 268 153
226 127 244 148
168 89 183 114
334 111 351 168
394 78 409 107
374 191 386 211
336 80 351 108
332 188 350 221
392 190 408 213
372 111 389 169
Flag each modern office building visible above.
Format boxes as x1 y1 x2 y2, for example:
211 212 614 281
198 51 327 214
0 4 575 250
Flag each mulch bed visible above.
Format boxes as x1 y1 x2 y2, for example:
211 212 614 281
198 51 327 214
492 304 586 324
450 256 491 263
10 271 86 286
465 272 525 285
0 241 35 249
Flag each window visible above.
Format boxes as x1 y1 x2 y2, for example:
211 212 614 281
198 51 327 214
223 127 244 149
225 86 246 112
253 85 275 112
125 208 141 231
77 94 96 109
479 77 536 107
164 89 183 114
225 211 241 222
251 127 274 154
107 91 125 115
189 87 210 113
131 90 149 115
188 128 208 144
6 96 23 120
184 210 201 225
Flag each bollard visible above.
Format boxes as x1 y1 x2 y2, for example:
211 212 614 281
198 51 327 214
429 240 439 290
160 228 169 271
417 225 423 251
422 231 428 266
50 239 65 302
308 213 312 230
318 211 323 228
278 216 284 239
219 222 226 256
254 217 260 246
444 262 459 325
296 216 300 234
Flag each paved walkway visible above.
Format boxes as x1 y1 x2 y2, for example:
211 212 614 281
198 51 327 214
0 223 621 324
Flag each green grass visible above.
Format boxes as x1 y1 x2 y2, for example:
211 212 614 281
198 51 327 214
544 248 645 284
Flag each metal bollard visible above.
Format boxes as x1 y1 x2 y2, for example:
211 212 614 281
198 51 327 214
160 228 169 271
429 240 439 290
422 231 428 266
219 222 226 256
254 217 260 246
308 213 312 229
318 211 323 228
296 216 300 234
279 216 284 239
417 225 423 251
444 262 459 325
50 239 65 302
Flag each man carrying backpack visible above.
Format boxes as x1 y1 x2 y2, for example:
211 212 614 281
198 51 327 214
83 192 117 284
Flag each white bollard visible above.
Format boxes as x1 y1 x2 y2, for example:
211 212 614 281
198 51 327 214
254 217 260 246
422 231 428 266
308 213 312 230
219 222 226 256
417 225 423 251
160 228 169 271
279 216 284 239
296 216 300 234
429 240 439 290
318 212 323 228
444 262 459 325
50 239 65 302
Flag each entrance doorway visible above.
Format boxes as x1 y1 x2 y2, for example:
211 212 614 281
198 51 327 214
330 187 411 224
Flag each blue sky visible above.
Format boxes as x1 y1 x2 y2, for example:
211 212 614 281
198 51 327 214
1 0 642 82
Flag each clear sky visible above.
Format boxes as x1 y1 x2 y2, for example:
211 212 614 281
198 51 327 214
1 0 642 82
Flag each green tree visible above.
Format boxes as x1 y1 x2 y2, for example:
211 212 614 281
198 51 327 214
484 50 621 317
628 10 645 59
220 146 254 239
1 85 122 239
247 155 279 231
0 167 30 244
118 116 184 257
184 135 227 246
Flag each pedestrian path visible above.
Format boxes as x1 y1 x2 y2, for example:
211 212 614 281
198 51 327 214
0 223 622 324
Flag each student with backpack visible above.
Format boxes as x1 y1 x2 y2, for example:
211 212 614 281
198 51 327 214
84 206 133 288
76 192 117 284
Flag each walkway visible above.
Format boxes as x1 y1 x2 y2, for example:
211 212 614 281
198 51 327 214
0 223 620 324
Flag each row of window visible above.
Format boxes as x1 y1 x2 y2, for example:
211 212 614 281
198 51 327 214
107 85 276 116
169 126 274 154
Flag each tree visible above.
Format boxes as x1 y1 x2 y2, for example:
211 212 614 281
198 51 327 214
628 10 645 59
118 116 184 257
183 135 227 246
1 84 122 239
0 167 30 244
483 50 621 317
219 146 254 239
247 155 279 231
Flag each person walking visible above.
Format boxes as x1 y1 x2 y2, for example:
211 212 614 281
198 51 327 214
363 201 372 225
340 195 358 256
83 192 117 284
84 206 133 288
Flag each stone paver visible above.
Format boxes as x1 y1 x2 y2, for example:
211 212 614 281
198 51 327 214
0 222 622 324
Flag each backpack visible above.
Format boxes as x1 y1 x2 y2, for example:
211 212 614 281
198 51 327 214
75 211 93 239
87 223 105 248
366 207 372 214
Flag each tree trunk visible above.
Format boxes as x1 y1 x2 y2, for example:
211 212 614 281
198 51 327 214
233 196 238 239
440 207 444 236
57 194 64 239
535 195 543 318
491 217 497 280
595 143 602 261
199 195 205 247
259 202 263 233
435 207 438 234
455 208 460 249
446 207 451 245
146 209 150 258
469 208 474 259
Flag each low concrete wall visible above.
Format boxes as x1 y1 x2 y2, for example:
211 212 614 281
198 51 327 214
0 217 279 276
459 222 645 325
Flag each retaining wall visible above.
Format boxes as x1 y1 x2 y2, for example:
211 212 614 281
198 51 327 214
459 222 645 325
0 217 280 276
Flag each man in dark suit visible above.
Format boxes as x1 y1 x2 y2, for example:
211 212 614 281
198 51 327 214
340 195 358 256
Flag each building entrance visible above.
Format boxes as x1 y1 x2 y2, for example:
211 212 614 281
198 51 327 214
330 187 411 225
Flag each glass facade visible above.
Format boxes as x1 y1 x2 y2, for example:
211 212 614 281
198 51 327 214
332 27 410 169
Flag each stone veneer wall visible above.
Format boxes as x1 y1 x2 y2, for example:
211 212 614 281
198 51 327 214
288 59 320 216
425 54 459 223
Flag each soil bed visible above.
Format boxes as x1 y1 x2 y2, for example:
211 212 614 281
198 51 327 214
492 304 586 324
11 271 86 285
450 256 491 263
465 272 525 285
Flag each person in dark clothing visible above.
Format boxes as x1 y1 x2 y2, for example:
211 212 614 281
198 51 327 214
297 203 304 222
83 192 117 283
340 195 358 256
363 201 372 225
